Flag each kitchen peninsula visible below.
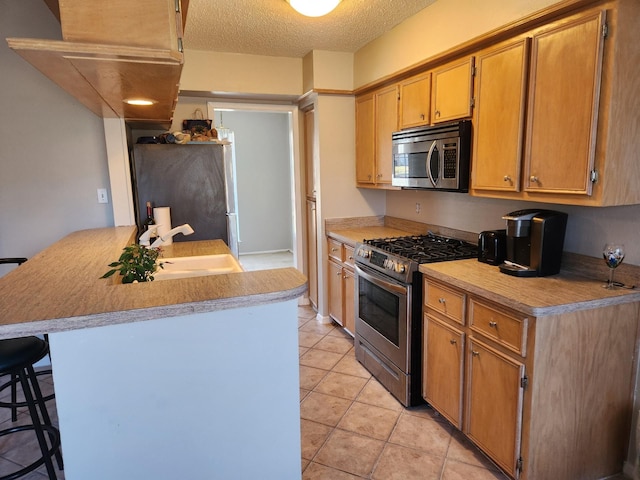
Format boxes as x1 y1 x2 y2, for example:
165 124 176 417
0 227 307 480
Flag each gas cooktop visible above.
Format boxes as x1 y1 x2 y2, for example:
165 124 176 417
355 233 477 283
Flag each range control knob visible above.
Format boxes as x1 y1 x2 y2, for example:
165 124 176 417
358 247 370 259
395 262 407 274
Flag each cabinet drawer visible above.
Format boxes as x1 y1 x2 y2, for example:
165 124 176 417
344 244 355 267
469 298 528 356
424 281 466 325
328 238 342 262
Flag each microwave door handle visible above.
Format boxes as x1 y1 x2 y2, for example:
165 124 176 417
426 140 437 187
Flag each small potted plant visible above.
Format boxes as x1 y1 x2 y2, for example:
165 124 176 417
101 244 163 283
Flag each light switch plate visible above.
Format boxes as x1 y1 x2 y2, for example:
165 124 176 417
97 188 109 204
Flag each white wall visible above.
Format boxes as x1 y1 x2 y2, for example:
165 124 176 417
211 110 293 254
0 0 114 277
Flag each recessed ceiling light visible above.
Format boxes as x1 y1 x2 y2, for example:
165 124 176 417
124 99 156 106
286 0 342 17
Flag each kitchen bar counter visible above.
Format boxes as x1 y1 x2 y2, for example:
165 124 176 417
419 259 640 316
0 226 306 479
0 226 307 339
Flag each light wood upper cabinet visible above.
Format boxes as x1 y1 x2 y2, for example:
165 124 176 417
471 39 530 193
431 57 475 123
355 85 399 188
524 11 605 196
7 0 187 126
399 72 431 129
355 93 376 185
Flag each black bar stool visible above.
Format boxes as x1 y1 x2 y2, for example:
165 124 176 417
0 336 63 479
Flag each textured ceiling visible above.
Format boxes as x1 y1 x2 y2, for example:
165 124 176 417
183 0 437 58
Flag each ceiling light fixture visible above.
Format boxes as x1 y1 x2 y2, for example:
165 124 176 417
124 99 156 106
286 0 342 17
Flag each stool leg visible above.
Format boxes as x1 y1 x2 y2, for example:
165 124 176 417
19 367 59 479
10 374 17 422
27 365 63 470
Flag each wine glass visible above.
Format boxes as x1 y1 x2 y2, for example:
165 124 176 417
602 243 625 289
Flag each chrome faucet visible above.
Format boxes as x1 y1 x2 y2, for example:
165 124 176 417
149 224 195 249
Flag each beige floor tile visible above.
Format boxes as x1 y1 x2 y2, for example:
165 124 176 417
447 430 500 471
300 320 338 336
299 331 326 348
300 388 311 402
389 413 453 457
300 349 344 371
356 379 404 412
300 392 352 427
299 365 329 391
301 419 333 460
314 428 385 477
332 353 372 379
337 401 401 441
314 372 368 400
313 335 354 355
303 461 362 479
442 458 509 480
372 443 444 480
299 346 310 356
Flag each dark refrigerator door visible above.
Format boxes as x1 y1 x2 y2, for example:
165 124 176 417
132 144 228 243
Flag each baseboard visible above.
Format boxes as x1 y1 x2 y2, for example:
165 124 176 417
317 313 332 325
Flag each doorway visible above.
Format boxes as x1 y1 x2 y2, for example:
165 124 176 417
207 102 301 271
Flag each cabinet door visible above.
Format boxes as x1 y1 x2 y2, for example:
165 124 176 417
375 85 400 185
355 93 376 185
466 337 524 478
423 315 465 428
524 11 605 195
472 39 529 192
328 259 343 325
306 199 318 309
343 268 355 336
399 73 431 129
431 57 474 123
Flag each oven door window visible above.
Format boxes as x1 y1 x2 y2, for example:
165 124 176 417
358 275 401 346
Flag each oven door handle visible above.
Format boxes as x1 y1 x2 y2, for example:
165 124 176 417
426 140 438 187
355 265 408 296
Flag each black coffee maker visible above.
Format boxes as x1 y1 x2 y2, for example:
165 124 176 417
499 209 568 277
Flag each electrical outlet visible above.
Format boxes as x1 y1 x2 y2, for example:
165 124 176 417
97 188 109 204
415 202 421 214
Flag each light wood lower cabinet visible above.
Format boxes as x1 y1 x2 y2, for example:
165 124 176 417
422 315 465 428
423 276 639 480
327 237 356 336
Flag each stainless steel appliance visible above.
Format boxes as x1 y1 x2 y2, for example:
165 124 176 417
131 142 239 257
499 209 568 277
391 120 472 191
354 233 477 406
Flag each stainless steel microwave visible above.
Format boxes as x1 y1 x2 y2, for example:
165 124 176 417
391 120 472 191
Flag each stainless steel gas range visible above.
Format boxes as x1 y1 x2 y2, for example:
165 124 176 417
354 233 477 407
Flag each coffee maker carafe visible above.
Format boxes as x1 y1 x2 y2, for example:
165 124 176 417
499 209 568 277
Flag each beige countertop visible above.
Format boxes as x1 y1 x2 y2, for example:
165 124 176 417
0 226 307 339
327 226 413 246
420 259 640 316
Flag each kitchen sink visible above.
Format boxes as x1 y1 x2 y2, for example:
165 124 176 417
153 254 243 281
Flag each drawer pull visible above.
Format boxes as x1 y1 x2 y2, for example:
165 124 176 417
336 271 341 276
331 247 338 252
472 351 480 357
438 298 446 304
489 321 497 328
449 339 457 345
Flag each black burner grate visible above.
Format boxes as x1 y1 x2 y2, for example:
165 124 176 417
365 233 477 263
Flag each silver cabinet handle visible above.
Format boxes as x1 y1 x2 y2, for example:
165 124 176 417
530 175 539 183
472 351 480 357
438 298 446 304
503 175 511 182
489 321 497 328
450 339 457 345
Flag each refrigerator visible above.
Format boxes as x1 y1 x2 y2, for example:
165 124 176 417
131 142 239 257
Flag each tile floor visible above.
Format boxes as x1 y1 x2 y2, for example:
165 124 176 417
0 371 64 479
298 304 510 480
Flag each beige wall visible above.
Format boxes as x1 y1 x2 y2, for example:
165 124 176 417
354 0 562 87
180 49 303 95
